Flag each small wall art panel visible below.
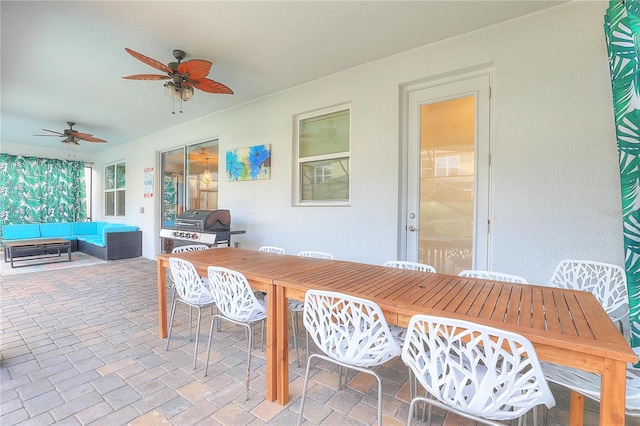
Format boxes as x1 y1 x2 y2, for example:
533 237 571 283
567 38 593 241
226 144 271 181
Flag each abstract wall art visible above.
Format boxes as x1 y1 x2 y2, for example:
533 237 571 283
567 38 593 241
226 144 271 181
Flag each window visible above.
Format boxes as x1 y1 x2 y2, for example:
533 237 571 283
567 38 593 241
105 161 125 217
435 155 460 177
295 106 350 205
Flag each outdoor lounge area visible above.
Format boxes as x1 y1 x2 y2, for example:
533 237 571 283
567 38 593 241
2 222 142 262
0 257 624 426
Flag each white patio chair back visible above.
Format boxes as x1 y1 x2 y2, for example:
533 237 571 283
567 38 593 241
548 259 628 322
297 250 334 259
298 289 402 425
402 314 555 424
304 289 401 367
170 257 212 305
458 269 528 284
207 266 267 324
384 260 436 273
259 245 286 254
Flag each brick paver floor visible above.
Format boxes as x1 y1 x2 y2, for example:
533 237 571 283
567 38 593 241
0 257 611 425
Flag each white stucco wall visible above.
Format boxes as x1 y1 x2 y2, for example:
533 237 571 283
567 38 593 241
4 1 622 284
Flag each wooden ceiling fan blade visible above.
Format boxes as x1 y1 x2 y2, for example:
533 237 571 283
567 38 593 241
122 74 170 81
78 135 107 143
125 48 173 74
39 129 65 136
71 131 92 138
191 78 233 94
70 131 107 143
178 60 212 80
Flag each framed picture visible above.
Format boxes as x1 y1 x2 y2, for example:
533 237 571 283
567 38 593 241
226 144 271 181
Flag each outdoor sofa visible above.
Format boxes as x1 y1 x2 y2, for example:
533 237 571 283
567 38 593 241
2 222 141 260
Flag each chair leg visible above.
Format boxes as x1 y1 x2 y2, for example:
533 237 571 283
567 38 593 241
193 307 203 370
170 287 177 310
338 366 351 389
290 310 300 368
409 397 435 426
204 315 217 377
188 306 194 342
420 387 432 422
374 372 383 426
245 323 253 401
297 353 317 426
166 299 178 351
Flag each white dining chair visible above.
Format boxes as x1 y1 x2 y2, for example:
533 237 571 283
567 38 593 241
297 289 402 426
458 269 528 283
383 260 436 273
166 257 216 370
383 258 436 403
548 259 629 326
541 356 640 421
287 250 336 367
205 266 267 400
402 314 556 426
258 245 286 254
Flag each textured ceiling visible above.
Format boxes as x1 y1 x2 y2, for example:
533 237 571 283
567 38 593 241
1 1 566 153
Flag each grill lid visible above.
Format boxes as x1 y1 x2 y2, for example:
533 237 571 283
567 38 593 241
175 209 230 231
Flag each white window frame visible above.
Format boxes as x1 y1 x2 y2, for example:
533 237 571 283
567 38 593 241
104 161 125 217
293 104 351 206
435 155 460 177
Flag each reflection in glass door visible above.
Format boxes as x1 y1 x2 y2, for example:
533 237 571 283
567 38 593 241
405 75 490 274
160 147 184 227
159 140 219 253
186 141 219 210
420 97 474 274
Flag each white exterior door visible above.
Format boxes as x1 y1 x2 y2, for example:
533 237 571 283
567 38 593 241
403 74 491 273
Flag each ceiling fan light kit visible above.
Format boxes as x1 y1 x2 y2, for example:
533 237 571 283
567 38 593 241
164 81 194 101
123 47 233 114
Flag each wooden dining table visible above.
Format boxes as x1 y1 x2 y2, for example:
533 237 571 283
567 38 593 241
156 248 637 425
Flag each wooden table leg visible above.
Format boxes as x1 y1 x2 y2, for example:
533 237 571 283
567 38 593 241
264 281 278 402
157 261 168 338
568 391 585 425
276 284 290 405
599 358 627 426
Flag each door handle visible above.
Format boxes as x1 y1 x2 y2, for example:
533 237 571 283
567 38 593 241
408 225 417 232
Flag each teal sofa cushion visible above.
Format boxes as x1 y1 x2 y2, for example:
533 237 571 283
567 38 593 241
40 222 73 238
103 223 138 236
72 222 97 235
3 224 41 240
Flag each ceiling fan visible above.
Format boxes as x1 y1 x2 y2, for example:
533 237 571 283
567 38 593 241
122 48 233 113
34 121 107 145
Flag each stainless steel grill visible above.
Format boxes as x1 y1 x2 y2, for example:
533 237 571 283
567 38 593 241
159 209 244 251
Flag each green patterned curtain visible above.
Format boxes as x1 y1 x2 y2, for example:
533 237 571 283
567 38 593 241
163 173 177 226
0 154 87 241
604 0 640 351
